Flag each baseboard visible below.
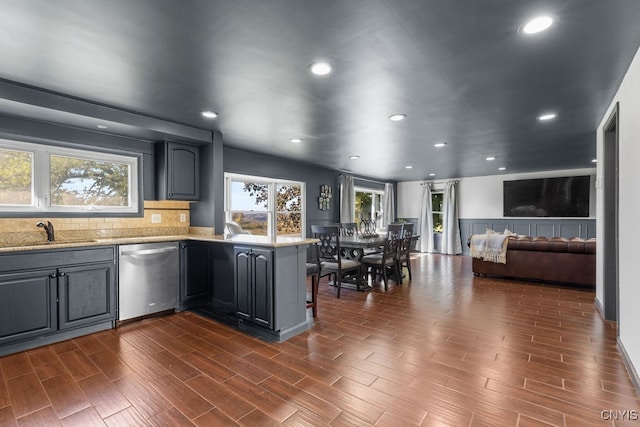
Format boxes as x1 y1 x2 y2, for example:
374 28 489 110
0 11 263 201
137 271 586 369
617 337 640 395
594 297 605 319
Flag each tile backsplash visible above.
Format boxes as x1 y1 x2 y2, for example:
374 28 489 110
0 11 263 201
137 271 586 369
0 201 192 247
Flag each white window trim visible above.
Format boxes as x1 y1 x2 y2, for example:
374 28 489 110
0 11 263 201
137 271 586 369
354 186 384 222
0 138 139 214
224 172 306 238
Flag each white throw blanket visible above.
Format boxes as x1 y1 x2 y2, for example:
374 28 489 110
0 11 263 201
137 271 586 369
470 234 509 264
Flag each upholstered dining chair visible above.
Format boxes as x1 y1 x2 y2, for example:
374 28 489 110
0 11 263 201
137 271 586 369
362 223 402 290
311 224 362 298
398 223 415 282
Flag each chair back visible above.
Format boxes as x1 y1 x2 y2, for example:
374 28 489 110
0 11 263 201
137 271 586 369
400 223 414 255
383 223 403 260
340 222 358 237
311 225 341 262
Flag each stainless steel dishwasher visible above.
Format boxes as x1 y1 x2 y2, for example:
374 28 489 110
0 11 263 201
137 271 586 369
118 241 179 321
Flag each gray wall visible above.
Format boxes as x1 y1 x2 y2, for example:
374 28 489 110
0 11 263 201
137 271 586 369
223 147 340 235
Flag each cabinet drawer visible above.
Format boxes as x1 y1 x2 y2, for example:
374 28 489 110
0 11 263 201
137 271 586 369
0 246 115 272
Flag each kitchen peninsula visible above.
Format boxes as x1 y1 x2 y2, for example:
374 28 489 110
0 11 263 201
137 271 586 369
0 228 318 357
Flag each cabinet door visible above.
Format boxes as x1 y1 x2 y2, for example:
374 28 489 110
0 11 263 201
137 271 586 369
234 247 252 321
0 270 57 345
251 248 273 329
167 142 200 200
180 241 211 310
58 263 115 330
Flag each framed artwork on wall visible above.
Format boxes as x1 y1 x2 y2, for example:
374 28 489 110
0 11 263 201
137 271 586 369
319 185 332 210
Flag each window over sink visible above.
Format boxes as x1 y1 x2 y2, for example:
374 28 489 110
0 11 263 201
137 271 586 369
0 138 140 216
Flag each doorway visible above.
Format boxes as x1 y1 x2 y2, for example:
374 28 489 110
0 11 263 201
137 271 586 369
603 103 619 324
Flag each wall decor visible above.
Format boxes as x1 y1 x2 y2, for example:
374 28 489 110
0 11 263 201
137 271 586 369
319 184 332 210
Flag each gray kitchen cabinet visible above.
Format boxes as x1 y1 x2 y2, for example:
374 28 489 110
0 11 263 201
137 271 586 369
0 246 116 356
155 140 200 200
234 246 273 329
58 263 116 330
0 270 57 346
178 241 211 311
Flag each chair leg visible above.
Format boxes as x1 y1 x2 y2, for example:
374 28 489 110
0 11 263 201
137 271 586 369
382 264 388 290
406 258 412 280
336 271 341 299
396 260 403 285
394 262 402 287
311 274 318 318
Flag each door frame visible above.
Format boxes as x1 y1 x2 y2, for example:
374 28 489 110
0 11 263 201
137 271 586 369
603 103 619 325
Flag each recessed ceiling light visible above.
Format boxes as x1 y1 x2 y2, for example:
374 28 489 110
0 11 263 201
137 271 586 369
349 155 360 160
592 159 597 163
538 113 557 121
388 114 407 121
428 173 436 177
522 15 554 34
309 61 333 76
96 124 108 129
434 142 447 148
290 138 302 143
498 167 507 171
486 156 496 161
201 110 218 119
405 165 413 169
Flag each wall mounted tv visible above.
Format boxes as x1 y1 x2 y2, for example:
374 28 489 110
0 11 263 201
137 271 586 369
503 176 591 217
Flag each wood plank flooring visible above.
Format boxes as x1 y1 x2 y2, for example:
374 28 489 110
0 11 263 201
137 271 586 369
1 254 639 426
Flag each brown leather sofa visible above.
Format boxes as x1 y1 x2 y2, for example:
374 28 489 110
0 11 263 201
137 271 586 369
471 236 596 287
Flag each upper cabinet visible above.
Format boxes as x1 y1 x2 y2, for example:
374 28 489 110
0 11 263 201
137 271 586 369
155 140 200 201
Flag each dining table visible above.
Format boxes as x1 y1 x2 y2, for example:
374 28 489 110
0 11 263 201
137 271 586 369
336 233 419 291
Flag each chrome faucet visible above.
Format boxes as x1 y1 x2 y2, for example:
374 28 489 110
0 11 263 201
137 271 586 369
36 221 55 242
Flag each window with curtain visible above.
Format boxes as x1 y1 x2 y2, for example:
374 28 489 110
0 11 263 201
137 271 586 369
0 139 139 214
225 173 305 238
354 187 383 227
432 192 444 233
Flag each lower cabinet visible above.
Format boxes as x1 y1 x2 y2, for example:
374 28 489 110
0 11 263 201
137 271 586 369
234 246 273 329
179 241 212 311
0 269 57 346
0 246 116 355
58 263 116 330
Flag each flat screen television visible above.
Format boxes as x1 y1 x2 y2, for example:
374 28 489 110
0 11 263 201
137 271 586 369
503 176 591 217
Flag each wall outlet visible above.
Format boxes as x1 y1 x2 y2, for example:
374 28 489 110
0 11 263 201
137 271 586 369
151 213 162 224
180 213 187 223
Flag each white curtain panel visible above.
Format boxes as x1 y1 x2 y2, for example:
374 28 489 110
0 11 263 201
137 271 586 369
442 180 463 255
340 174 355 223
418 182 435 252
382 183 395 228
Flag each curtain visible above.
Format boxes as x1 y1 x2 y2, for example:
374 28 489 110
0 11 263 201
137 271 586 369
382 183 395 228
339 174 355 223
418 182 435 252
441 181 462 255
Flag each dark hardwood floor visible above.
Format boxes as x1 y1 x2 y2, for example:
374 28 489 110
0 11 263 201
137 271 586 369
1 254 639 426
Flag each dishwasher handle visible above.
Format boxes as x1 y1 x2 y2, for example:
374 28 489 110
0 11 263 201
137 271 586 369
120 246 178 256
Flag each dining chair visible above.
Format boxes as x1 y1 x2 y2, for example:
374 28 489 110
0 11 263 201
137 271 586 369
340 222 358 237
398 223 414 282
362 223 402 290
311 224 362 298
305 244 321 317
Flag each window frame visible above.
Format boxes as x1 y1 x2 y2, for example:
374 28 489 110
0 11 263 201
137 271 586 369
431 191 444 233
354 186 384 227
224 173 306 238
0 138 142 217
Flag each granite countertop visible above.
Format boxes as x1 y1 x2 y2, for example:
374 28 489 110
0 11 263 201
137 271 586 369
0 234 318 253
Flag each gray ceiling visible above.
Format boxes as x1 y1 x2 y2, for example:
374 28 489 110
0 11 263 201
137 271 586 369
1 0 640 181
